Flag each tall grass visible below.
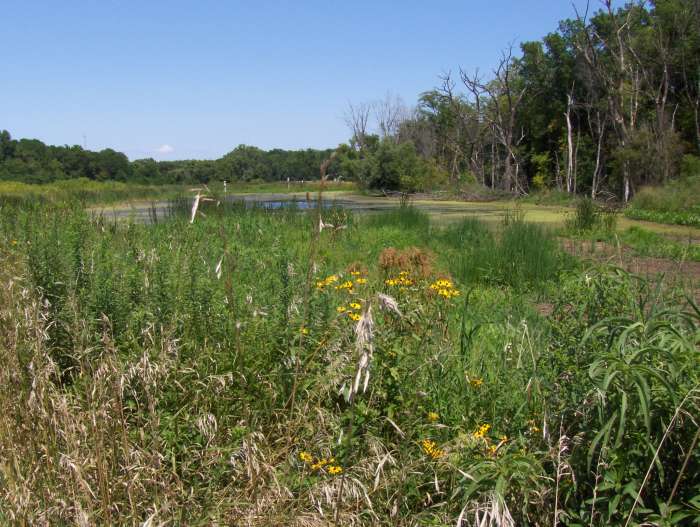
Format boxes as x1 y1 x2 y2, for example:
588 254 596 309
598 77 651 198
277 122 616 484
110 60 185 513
438 213 570 290
0 178 185 206
0 199 697 525
567 197 619 233
626 175 700 227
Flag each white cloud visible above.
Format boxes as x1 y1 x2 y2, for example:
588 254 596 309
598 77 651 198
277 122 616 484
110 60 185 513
156 144 174 154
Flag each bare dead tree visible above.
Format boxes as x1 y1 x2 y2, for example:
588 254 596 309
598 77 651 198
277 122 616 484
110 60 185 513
671 0 700 152
373 92 409 142
587 101 609 200
397 107 437 158
459 68 489 185
344 101 371 152
434 72 469 182
574 0 643 201
462 46 527 193
565 88 577 194
623 1 680 183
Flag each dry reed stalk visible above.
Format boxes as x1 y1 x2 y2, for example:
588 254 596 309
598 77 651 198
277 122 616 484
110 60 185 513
457 492 514 527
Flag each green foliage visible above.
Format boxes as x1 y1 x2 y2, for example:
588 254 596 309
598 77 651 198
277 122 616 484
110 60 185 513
547 269 700 525
530 151 551 190
437 212 571 290
626 174 700 227
0 178 184 206
0 129 336 186
0 197 698 525
567 198 618 233
337 140 448 192
681 154 700 178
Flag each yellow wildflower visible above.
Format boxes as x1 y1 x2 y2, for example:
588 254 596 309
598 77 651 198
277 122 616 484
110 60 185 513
427 412 439 422
350 271 361 277
429 278 460 299
316 274 340 290
349 302 361 310
300 327 309 335
355 278 367 285
336 306 347 313
469 377 483 388
472 423 491 440
528 419 541 434
421 438 444 460
335 280 354 291
299 451 313 463
327 465 343 475
348 313 361 322
310 458 329 471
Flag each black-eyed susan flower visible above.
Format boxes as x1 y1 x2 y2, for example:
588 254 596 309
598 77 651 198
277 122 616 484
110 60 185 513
472 423 491 440
310 458 329 471
469 377 484 388
316 274 339 290
335 280 354 291
421 438 444 460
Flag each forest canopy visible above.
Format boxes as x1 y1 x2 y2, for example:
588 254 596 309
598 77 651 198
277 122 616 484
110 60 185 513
0 131 334 185
336 0 700 200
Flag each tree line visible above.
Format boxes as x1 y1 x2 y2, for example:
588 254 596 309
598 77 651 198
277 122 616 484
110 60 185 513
337 0 700 200
3 1 699 201
0 131 334 185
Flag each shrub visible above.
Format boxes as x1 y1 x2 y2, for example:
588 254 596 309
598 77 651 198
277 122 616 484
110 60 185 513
566 198 618 233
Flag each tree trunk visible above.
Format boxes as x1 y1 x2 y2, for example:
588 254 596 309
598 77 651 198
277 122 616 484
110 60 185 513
591 115 605 200
565 94 575 193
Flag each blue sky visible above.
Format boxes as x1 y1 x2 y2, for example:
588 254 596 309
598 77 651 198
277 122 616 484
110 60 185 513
2 1 603 160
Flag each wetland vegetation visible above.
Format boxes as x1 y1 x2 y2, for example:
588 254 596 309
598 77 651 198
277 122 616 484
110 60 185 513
2 0 700 525
1 187 699 525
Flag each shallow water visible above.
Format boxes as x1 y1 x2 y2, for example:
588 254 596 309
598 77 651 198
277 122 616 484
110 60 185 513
89 192 700 243
94 193 534 226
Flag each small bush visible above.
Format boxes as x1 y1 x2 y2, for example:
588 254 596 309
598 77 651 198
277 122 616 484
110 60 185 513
626 171 700 226
568 198 598 231
566 198 619 233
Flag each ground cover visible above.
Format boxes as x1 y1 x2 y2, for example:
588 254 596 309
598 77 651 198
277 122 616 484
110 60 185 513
0 195 698 525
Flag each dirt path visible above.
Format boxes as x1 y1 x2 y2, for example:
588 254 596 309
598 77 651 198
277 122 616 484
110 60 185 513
560 238 700 302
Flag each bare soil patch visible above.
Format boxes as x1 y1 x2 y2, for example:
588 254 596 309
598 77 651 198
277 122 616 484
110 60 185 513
560 238 700 302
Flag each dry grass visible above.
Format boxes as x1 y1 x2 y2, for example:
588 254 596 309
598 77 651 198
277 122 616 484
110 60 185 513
378 247 434 278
